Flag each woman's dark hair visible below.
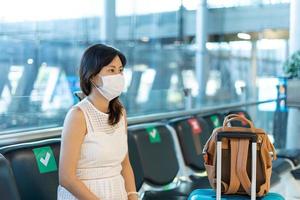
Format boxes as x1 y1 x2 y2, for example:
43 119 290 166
79 44 126 126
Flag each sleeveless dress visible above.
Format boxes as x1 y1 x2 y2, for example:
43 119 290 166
57 98 128 200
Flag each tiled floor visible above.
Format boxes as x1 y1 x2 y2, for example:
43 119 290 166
270 171 300 200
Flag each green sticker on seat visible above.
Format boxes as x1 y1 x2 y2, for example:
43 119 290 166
146 127 161 143
210 115 220 128
33 146 57 174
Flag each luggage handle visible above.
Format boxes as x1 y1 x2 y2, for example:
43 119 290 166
216 131 257 200
223 113 245 122
223 115 255 131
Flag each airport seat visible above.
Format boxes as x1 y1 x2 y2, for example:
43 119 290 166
277 149 300 180
128 130 145 191
0 136 146 200
169 116 211 188
0 153 21 200
270 171 281 186
128 123 198 199
202 113 224 134
271 158 292 187
291 168 300 180
73 91 86 101
276 149 300 167
272 158 293 175
0 139 61 200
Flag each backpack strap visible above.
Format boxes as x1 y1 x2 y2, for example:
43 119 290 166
237 139 252 195
255 137 274 196
225 139 241 194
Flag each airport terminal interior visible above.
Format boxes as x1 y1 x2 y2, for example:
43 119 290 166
0 0 300 199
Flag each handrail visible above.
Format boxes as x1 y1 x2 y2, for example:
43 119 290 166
128 99 277 125
0 99 278 146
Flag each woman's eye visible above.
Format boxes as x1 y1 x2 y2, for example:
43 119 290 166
109 69 115 72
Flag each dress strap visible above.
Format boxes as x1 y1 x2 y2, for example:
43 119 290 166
76 100 94 133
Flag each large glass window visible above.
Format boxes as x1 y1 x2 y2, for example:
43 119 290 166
207 0 290 8
0 0 289 133
0 0 103 132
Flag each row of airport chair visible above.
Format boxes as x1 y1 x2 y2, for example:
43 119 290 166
0 111 229 200
0 110 299 199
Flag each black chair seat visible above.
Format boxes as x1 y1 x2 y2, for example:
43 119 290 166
189 175 211 188
291 168 300 180
270 171 281 186
277 149 300 166
272 158 292 175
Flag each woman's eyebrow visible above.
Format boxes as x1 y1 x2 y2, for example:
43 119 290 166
108 65 123 69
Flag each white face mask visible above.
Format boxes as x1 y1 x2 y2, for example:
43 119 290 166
92 74 125 101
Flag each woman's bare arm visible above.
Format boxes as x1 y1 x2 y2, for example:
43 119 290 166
121 110 138 200
121 154 138 200
59 107 99 200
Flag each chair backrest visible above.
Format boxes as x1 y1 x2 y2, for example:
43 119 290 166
0 153 21 200
0 139 61 200
169 116 210 171
128 133 145 190
128 123 180 186
203 113 224 133
73 91 86 101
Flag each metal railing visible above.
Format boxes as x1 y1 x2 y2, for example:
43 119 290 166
0 98 278 147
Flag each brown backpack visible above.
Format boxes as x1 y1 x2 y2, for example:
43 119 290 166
203 114 277 197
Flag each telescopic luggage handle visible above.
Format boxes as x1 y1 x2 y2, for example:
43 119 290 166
216 131 257 200
217 132 257 142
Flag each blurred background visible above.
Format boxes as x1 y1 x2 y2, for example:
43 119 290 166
0 0 299 149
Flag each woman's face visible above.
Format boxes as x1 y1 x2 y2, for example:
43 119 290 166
91 55 124 86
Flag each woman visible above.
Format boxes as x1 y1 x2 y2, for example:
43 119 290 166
57 44 138 200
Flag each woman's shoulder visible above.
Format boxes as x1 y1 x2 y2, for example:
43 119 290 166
120 108 128 126
73 97 88 108
121 107 126 115
119 107 127 119
61 106 88 141
64 105 85 125
62 106 87 136
68 98 89 115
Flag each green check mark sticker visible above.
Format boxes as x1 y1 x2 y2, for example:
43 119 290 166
210 115 220 128
33 146 57 174
146 127 161 144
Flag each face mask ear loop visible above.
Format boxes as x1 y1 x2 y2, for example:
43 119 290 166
91 80 106 98
91 80 98 89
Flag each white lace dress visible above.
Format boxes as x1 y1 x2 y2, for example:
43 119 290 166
57 98 128 200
